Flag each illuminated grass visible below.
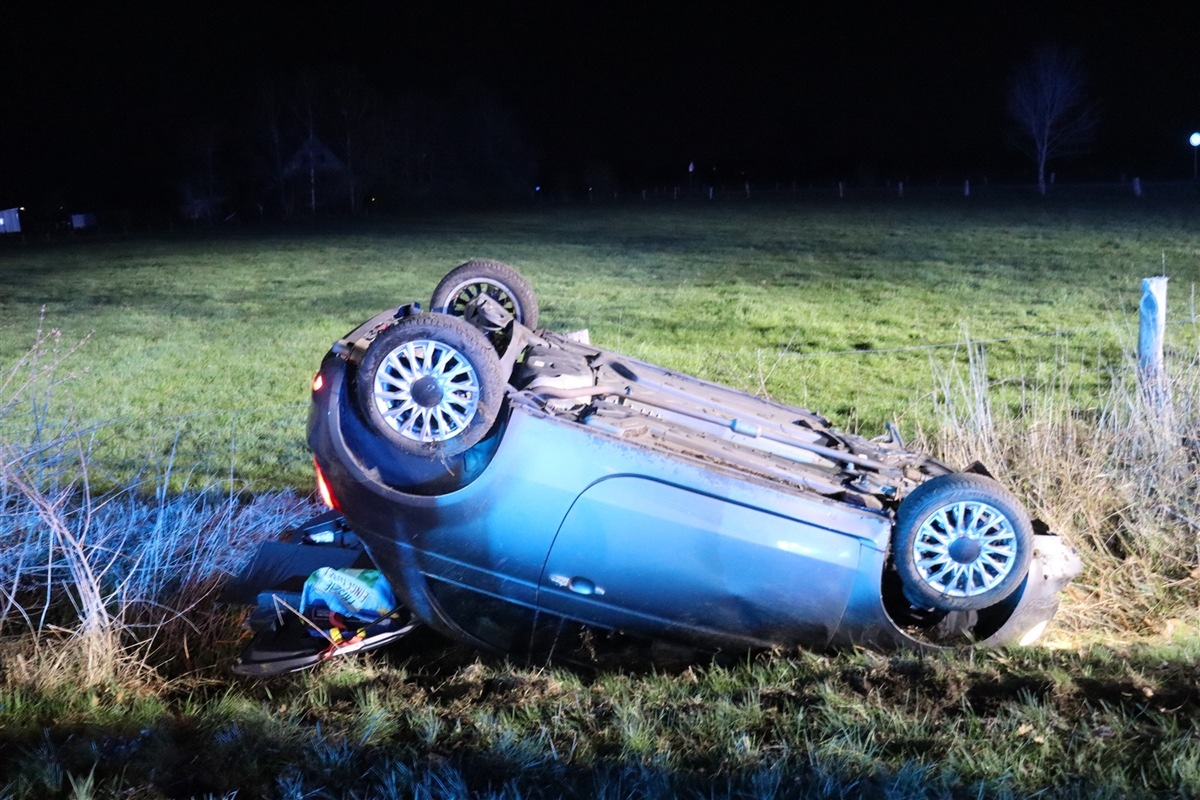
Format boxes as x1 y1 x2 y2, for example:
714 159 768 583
2 201 1198 489
3 201 1200 798
2 644 1198 798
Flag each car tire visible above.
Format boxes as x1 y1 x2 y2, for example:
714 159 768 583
356 313 505 457
892 473 1033 612
431 259 540 329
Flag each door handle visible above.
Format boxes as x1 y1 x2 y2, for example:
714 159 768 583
549 574 605 596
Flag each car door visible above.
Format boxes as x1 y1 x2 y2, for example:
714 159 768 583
536 476 866 649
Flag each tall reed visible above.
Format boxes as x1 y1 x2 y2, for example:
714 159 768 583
0 324 313 689
923 332 1200 638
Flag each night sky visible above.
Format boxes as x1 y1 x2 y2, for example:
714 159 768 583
2 2 1197 210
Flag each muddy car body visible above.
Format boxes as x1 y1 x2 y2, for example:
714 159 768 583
233 261 1080 671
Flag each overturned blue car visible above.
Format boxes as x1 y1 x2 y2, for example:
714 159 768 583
228 260 1080 674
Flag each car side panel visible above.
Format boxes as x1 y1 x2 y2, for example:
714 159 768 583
538 476 862 649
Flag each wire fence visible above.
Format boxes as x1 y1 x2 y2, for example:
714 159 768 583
633 312 1182 436
5 304 1197 491
606 179 1200 207
1 401 313 496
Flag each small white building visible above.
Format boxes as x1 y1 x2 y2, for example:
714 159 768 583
0 207 22 234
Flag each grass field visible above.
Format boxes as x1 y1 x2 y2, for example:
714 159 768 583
2 198 1200 798
3 200 1199 490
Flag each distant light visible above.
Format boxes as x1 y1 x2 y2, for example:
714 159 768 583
534 185 540 192
1190 132 1200 148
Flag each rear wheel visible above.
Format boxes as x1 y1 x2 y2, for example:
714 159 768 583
356 313 504 456
892 473 1033 612
431 259 539 329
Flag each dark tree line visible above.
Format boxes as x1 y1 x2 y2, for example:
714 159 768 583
172 49 1101 222
178 70 538 221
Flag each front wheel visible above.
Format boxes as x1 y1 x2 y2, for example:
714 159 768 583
892 473 1033 612
355 313 505 457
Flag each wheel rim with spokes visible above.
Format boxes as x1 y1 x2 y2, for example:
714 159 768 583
442 278 523 320
910 500 1019 598
372 338 481 442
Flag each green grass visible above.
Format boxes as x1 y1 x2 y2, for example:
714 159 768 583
4 199 1200 798
3 201 1199 490
2 641 1198 798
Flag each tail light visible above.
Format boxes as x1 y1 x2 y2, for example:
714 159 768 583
313 458 341 511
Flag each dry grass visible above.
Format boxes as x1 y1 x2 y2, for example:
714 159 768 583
921 330 1200 641
0 325 315 691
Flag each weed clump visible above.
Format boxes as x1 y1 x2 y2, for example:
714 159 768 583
924 334 1200 638
0 322 313 690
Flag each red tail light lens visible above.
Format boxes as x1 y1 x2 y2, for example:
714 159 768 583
313 458 341 511
312 373 324 392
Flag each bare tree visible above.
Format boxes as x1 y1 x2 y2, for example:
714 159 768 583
294 74 324 215
255 79 291 219
1007 46 1097 195
179 123 227 223
330 69 382 213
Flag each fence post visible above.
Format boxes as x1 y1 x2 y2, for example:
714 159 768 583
1138 276 1168 401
